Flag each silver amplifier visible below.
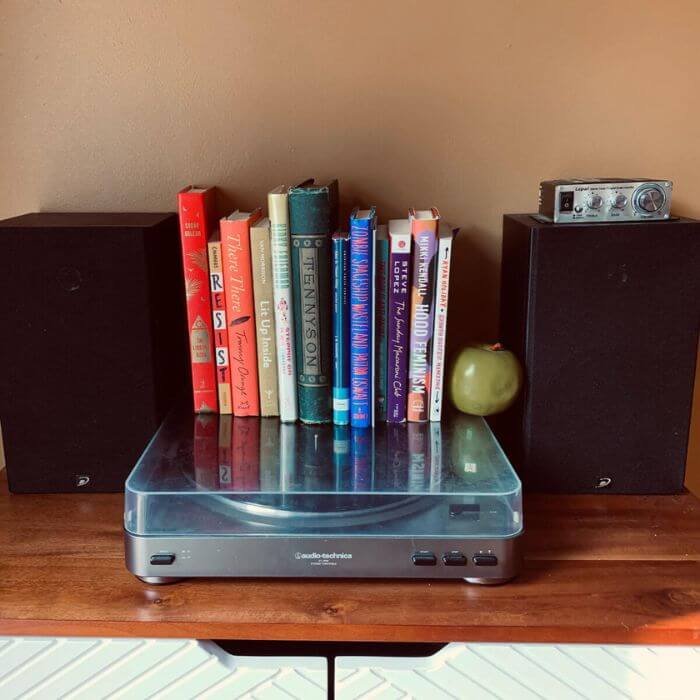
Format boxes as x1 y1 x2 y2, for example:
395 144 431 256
538 178 672 223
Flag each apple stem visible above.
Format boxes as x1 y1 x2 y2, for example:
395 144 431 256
489 342 504 351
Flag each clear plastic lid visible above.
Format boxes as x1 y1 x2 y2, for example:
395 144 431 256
124 408 522 539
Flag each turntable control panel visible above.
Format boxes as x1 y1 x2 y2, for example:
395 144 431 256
411 550 497 567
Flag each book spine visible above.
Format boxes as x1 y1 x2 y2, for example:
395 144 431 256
289 187 335 424
332 235 350 425
407 220 439 422
349 218 374 427
429 231 454 422
268 191 298 423
251 222 280 416
217 414 233 489
207 240 232 414
290 235 332 423
375 233 389 422
231 417 260 490
387 229 411 423
221 217 260 416
177 191 218 413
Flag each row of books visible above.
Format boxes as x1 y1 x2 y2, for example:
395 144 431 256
177 180 455 425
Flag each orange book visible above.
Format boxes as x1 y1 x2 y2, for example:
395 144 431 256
220 210 262 415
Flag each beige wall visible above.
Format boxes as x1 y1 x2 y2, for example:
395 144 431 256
1 0 698 490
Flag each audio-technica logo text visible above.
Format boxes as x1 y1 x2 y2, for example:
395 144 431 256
295 552 353 560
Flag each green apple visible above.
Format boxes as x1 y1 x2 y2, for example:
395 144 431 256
448 343 523 416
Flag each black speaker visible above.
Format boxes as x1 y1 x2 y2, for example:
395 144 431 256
0 212 188 493
497 214 700 493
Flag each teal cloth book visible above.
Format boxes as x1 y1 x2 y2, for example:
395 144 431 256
289 179 339 423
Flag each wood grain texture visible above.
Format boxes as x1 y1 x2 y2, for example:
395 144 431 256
0 473 698 644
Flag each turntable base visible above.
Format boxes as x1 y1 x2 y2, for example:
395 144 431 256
124 408 523 584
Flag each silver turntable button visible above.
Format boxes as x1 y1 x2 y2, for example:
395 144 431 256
611 193 628 209
586 194 603 210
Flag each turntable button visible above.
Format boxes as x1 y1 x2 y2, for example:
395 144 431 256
150 553 176 565
412 551 437 566
443 551 467 566
473 554 498 566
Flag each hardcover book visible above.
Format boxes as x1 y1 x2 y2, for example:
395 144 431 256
207 232 232 414
250 217 279 417
349 208 377 427
268 186 298 423
177 186 219 413
387 219 412 423
429 222 457 422
220 209 263 416
288 179 339 424
375 224 389 422
332 233 350 425
407 208 440 422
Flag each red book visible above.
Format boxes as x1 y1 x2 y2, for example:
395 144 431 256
220 210 262 416
178 186 219 413
208 232 233 414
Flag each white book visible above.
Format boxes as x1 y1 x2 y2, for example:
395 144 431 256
429 222 456 422
268 186 298 423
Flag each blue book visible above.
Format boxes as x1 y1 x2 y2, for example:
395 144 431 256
332 233 350 424
349 207 376 427
375 224 389 422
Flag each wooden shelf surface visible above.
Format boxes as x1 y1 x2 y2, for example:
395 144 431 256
1 472 698 644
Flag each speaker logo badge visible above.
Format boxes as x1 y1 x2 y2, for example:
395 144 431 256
75 475 90 488
595 477 612 489
190 315 212 363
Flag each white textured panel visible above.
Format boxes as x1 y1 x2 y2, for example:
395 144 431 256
0 637 326 699
336 643 700 700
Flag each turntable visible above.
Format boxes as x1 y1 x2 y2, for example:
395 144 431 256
124 408 523 584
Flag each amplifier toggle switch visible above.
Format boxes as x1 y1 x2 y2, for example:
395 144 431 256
586 194 603 210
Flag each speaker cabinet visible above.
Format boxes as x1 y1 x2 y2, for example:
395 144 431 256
0 213 188 492
498 214 700 493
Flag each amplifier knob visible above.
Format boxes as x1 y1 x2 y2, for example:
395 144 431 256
586 194 603 209
634 184 666 213
611 193 628 209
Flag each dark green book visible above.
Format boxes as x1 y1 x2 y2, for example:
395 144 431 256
289 179 339 423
